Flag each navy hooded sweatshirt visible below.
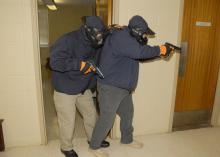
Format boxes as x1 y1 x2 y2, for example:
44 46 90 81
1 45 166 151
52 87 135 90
50 16 105 95
98 16 161 91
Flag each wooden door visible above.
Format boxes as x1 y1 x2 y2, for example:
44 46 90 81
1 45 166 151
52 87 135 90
96 0 112 25
175 0 220 112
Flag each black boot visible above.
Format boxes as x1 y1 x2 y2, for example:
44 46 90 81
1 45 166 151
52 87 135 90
61 149 78 157
88 140 110 148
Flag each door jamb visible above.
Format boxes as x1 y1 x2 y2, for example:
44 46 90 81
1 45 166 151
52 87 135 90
31 0 47 145
168 0 185 132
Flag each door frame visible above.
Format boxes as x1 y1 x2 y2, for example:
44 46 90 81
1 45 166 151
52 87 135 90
167 0 185 131
31 0 47 144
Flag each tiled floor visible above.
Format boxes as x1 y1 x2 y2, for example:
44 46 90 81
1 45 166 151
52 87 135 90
1 127 220 157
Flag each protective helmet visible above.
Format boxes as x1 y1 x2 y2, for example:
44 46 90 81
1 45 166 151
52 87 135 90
82 16 107 48
128 15 155 45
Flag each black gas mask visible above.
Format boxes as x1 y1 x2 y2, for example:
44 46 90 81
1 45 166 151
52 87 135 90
130 27 149 45
84 24 106 48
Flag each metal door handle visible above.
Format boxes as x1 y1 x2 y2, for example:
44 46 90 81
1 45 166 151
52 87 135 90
178 42 188 77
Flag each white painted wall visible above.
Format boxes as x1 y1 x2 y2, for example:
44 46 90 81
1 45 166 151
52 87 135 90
0 0 44 147
218 110 220 125
212 68 220 126
113 0 183 137
216 71 220 125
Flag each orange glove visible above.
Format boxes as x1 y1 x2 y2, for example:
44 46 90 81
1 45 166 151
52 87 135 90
80 61 95 74
160 45 174 58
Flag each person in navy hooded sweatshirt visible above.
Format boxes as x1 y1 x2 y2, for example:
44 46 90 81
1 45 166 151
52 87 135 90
88 15 173 157
50 16 110 157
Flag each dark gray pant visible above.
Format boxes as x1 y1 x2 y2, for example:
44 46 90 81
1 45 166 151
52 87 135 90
90 82 134 149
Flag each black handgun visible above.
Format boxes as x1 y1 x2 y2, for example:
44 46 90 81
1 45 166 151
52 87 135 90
165 42 181 52
86 60 105 79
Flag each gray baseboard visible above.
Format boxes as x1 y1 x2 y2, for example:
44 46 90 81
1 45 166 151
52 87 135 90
173 109 212 131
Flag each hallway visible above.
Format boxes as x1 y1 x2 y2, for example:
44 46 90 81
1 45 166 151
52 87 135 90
1 127 220 157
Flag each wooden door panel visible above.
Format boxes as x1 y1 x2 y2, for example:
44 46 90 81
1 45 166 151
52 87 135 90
96 0 112 25
175 0 220 112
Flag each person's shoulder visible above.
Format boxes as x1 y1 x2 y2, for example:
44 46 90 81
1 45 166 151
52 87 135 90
110 27 134 46
112 27 130 39
63 30 77 39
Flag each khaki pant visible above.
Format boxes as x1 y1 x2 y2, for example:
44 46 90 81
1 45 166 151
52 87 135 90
54 89 97 151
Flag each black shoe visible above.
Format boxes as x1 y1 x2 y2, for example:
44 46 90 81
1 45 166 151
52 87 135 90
100 140 110 148
61 149 78 157
88 140 110 148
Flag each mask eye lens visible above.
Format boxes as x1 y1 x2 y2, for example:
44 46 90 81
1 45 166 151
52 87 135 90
94 32 103 42
142 34 148 39
85 26 104 47
93 28 98 32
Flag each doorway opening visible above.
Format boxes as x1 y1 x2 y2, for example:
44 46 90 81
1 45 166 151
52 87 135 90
37 0 112 142
173 0 220 131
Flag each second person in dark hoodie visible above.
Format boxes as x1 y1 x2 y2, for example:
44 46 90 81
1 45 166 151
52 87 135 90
50 16 110 157
89 15 173 157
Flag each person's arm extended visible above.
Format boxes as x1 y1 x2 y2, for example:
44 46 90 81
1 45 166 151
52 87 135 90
113 33 161 59
50 37 80 72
